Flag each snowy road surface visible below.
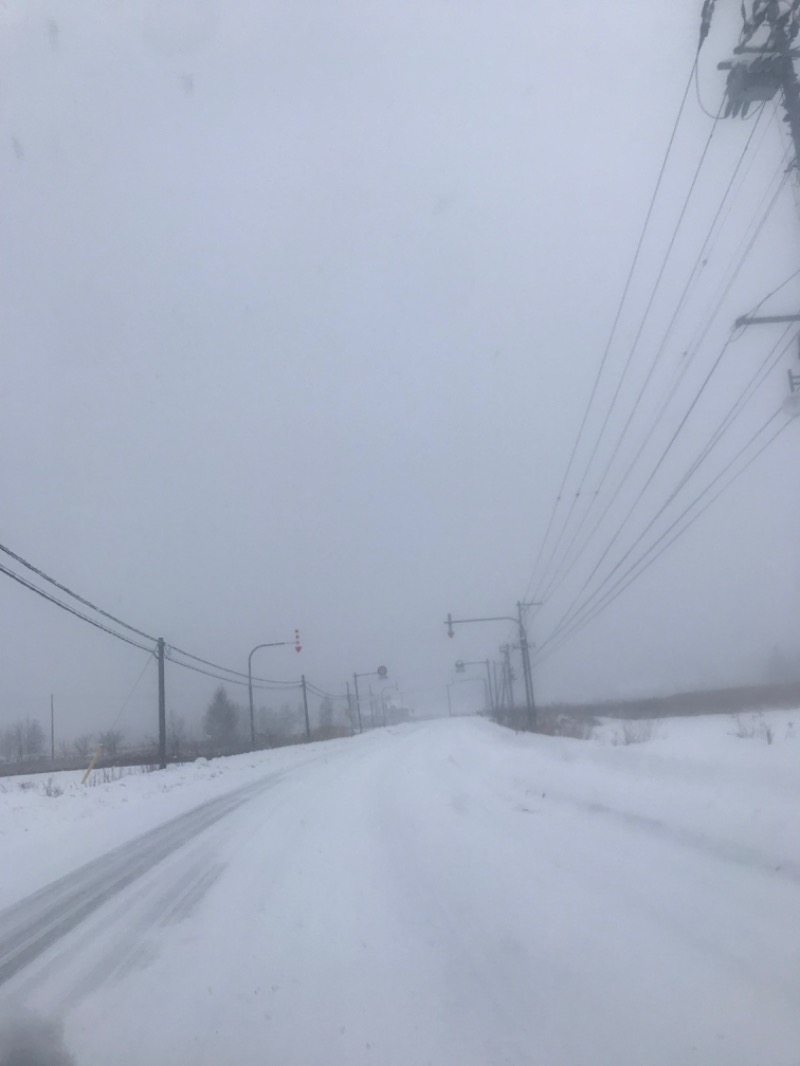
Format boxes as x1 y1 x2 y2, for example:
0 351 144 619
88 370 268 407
0 715 797 1066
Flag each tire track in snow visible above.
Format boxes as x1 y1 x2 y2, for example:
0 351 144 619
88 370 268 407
0 770 286 986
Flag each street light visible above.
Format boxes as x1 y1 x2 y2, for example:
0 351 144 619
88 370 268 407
248 633 301 749
353 666 388 734
454 659 494 715
445 609 537 729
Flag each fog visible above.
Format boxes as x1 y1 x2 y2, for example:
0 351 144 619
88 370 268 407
1 0 798 744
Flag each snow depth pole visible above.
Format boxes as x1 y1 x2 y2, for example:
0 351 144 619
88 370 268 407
301 674 311 742
157 637 167 770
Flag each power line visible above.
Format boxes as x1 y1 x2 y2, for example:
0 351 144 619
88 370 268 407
542 329 738 645
167 644 297 686
535 408 793 663
551 356 790 651
106 654 154 733
532 73 723 602
535 412 793 665
537 97 724 595
539 106 766 601
681 325 796 484
306 683 349 702
0 543 302 691
0 561 155 654
523 59 700 599
0 541 156 641
164 651 300 691
737 265 800 324
539 163 792 612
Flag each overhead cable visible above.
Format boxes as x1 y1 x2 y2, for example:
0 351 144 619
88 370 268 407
0 561 155 654
539 104 765 601
165 651 300 691
0 541 156 641
540 164 792 611
535 408 793 662
535 93 724 602
523 59 700 600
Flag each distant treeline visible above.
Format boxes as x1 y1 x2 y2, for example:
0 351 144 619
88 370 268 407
544 680 800 721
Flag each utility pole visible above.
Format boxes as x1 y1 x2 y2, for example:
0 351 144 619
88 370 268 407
50 694 54 762
516 601 540 729
445 612 534 728
714 1 800 392
157 637 166 770
346 681 355 734
353 673 364 733
500 643 515 713
301 675 311 742
352 666 388 733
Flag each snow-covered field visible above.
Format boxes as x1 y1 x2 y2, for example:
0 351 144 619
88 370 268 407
0 711 796 1065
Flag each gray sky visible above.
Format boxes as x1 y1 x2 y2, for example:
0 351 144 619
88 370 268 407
2 0 799 738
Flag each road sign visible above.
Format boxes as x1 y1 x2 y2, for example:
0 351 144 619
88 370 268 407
377 665 388 678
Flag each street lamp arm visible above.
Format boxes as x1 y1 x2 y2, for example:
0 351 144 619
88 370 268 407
247 639 298 751
248 640 293 669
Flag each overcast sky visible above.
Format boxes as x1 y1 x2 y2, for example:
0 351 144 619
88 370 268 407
2 0 799 739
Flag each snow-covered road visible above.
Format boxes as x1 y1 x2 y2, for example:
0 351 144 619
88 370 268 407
0 715 797 1065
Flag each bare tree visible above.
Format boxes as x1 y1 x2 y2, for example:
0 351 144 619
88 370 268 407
97 729 123 757
73 734 94 758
